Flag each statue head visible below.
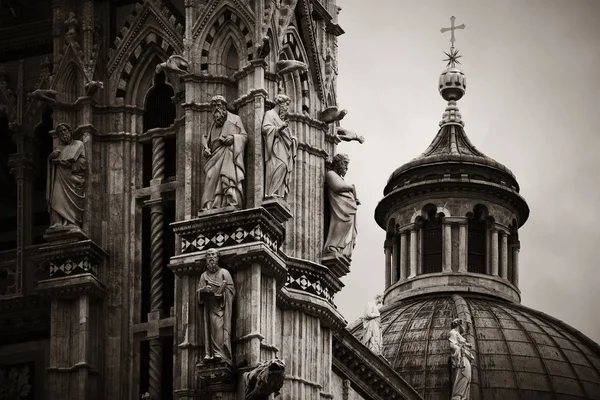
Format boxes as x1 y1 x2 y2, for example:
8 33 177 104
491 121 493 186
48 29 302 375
331 153 350 177
56 123 73 144
451 318 465 333
374 294 383 306
206 248 220 273
210 95 228 127
274 94 291 120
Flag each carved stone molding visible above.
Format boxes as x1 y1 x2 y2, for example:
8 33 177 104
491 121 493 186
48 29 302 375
276 287 346 331
196 361 236 393
172 207 286 256
285 257 343 305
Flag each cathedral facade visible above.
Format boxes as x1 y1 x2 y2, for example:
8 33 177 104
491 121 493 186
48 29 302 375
0 0 418 399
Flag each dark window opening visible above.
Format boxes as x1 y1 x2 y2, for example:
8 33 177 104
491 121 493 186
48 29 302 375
468 216 487 274
422 210 443 274
143 71 175 132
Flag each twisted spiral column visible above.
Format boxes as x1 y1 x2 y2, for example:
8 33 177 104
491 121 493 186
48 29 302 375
148 136 166 399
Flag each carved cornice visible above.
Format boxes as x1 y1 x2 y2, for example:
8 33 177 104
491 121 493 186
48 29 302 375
332 330 422 400
39 239 108 281
285 257 344 304
287 112 328 131
37 273 106 299
276 287 346 330
375 179 529 230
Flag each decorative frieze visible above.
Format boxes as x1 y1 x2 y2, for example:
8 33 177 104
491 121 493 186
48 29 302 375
173 207 285 256
284 257 343 304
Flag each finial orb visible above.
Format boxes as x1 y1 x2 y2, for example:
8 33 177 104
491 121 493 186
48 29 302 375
439 66 466 101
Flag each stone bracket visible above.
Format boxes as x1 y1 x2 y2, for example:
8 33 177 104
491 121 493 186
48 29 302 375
320 253 351 279
285 257 344 305
37 273 105 299
196 361 236 393
38 238 108 281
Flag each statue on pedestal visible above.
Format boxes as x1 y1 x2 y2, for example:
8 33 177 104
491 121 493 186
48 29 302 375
201 95 247 211
262 94 297 200
323 153 359 259
448 318 474 400
362 294 384 356
196 249 235 364
46 123 86 230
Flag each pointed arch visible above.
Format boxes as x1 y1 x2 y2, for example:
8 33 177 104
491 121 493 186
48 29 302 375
193 6 254 74
111 27 179 101
280 28 312 114
124 44 172 107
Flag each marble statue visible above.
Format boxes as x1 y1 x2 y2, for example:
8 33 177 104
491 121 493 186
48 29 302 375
196 249 236 364
448 318 474 400
201 95 248 211
244 358 286 400
323 153 359 258
47 123 86 230
262 94 297 199
362 295 384 356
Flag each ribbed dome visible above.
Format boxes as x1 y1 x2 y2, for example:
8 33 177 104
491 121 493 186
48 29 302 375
349 294 600 400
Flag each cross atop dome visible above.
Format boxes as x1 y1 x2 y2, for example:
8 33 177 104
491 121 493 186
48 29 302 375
440 16 466 49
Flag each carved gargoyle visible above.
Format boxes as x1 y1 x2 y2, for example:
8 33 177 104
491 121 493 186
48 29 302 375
244 358 286 400
27 89 57 103
85 81 103 97
320 106 347 124
156 55 189 93
336 127 365 144
156 55 189 76
255 35 271 59
276 60 308 76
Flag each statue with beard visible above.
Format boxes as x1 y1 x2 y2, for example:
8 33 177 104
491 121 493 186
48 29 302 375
201 95 248 211
262 94 297 200
196 249 235 364
323 153 360 259
46 123 87 230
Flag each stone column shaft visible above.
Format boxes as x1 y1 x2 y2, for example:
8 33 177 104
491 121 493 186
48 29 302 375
391 235 399 283
500 231 508 279
490 229 499 276
418 227 424 275
400 232 408 280
409 229 418 278
512 244 520 287
458 223 467 272
384 240 392 287
443 223 452 272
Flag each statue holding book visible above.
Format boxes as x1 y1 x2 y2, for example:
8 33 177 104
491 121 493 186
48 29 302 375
196 249 236 364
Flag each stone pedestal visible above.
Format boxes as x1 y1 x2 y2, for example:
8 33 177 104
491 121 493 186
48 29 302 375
320 253 351 278
36 235 107 400
196 361 236 393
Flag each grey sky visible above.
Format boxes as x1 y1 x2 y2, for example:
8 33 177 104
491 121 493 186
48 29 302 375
333 0 600 343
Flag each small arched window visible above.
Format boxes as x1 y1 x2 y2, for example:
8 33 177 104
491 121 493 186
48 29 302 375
468 205 488 273
143 71 175 132
422 206 443 274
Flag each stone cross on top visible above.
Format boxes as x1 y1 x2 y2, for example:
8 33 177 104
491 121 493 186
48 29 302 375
440 16 465 49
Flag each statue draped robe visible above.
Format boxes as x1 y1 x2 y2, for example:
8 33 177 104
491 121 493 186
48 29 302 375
362 301 383 355
262 109 297 198
448 329 473 400
201 112 247 210
47 139 86 226
323 171 358 258
197 268 235 363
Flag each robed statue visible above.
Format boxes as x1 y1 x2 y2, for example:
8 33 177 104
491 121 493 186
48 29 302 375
201 95 247 211
323 153 359 258
47 123 86 230
362 294 384 356
262 94 297 199
196 249 235 364
448 318 474 400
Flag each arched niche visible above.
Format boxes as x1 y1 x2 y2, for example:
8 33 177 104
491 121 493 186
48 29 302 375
279 29 312 115
420 204 444 274
466 204 490 274
60 62 85 104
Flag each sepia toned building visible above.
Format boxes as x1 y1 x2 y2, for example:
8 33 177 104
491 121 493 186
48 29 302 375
0 1 599 400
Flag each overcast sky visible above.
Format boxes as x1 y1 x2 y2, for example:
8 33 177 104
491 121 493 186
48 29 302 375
333 0 600 343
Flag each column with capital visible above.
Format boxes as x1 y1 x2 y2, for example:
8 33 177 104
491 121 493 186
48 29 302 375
458 222 467 272
400 231 408 280
512 240 521 287
490 229 499 276
384 239 392 287
409 227 418 278
500 230 508 279
443 221 452 272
